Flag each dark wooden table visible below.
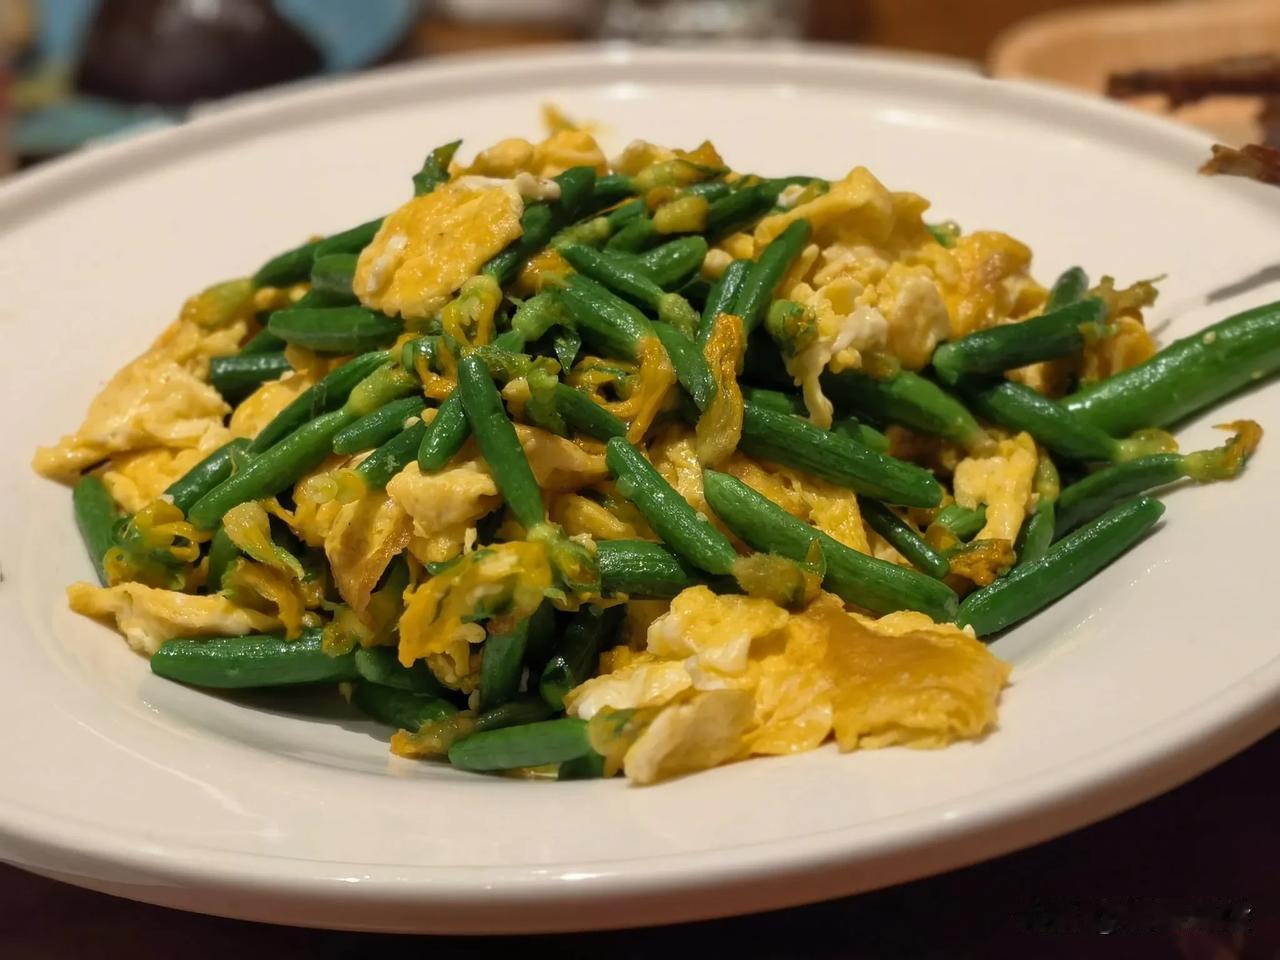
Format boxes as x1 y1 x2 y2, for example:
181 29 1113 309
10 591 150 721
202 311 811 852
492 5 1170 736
2 732 1274 958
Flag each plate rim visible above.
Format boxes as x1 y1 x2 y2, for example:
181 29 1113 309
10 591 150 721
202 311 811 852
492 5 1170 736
2 43 1278 933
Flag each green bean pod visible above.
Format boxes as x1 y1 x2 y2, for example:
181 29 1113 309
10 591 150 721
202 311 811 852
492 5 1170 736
967 380 1119 463
205 526 238 592
474 697 555 733
1061 299 1280 436
267 306 402 355
699 258 751 343
1045 266 1089 311
705 183 775 240
553 384 628 441
252 217 380 288
210 352 292 403
239 327 288 355
1015 499 1056 566
164 437 251 514
417 391 470 472
733 219 811 334
151 629 360 688
559 243 698 333
353 646 452 698
606 437 739 575
597 539 705 598
823 369 988 451
355 421 427 490
957 496 1165 636
933 503 987 541
309 252 358 298
559 273 656 360
412 139 461 196
458 354 545 529
249 350 390 454
72 475 119 585
931 298 1106 383
739 404 943 508
448 718 595 772
332 396 426 455
605 216 658 253
478 619 530 713
1053 454 1189 537
633 236 709 290
352 681 457 731
861 500 950 578
540 605 623 710
702 470 958 621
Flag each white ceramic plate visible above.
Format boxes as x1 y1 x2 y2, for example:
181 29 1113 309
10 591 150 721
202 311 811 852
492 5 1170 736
1 46 1277 935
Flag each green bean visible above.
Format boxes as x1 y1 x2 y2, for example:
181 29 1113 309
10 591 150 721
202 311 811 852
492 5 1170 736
933 503 987 541
861 500 950 579
540 605 623 710
957 497 1165 636
417 391 470 471
249 350 390 454
559 243 698 333
558 752 607 780
652 321 714 408
190 366 415 528
1045 266 1089 312
589 173 636 208
252 218 381 288
605 216 657 253
606 437 739 575
164 438 251 514
633 236 709 290
1061 299 1280 436
313 218 383 260
699 259 751 343
310 252 358 298
72 475 118 585
702 470 958 621
205 526 238 592
705 184 775 240
832 417 891 454
458 355 545 528
553 384 627 441
932 298 1106 383
353 646 451 698
1015 499 1056 566
823 369 988 451
596 539 704 598
966 380 1120 463
739 404 943 508
267 305 402 355
606 198 645 230
150 629 359 688
239 327 288 355
733 219 811 334
559 273 656 360
742 385 804 416
209 351 292 402
448 718 595 772
412 139 461 196
476 621 530 713
484 167 598 285
290 287 356 309
474 697 555 732
332 396 426 455
351 681 456 730
552 328 582 370
354 421 427 490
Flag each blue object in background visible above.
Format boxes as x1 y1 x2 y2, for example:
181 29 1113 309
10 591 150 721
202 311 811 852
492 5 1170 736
17 0 421 156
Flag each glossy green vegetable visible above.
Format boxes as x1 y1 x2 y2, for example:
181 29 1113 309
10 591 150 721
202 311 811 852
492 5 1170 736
417 391 470 472
72 475 118 585
458 355 544 529
957 497 1165 636
824 369 988 451
309 252 358 297
1045 266 1089 311
355 421 428 490
252 218 381 288
932 298 1106 383
607 437 739 575
703 470 958 621
559 273 656 359
633 236 709 290
733 219 811 334
1061 299 1280 436
151 629 359 688
248 350 390 454
267 305 402 355
700 258 751 343
352 682 456 730
861 500 950 579
540 606 623 710
474 698 555 732
164 437 251 514
332 396 426 455
596 539 704 598
205 526 238 592
209 352 292 403
412 139 461 196
448 718 595 772
353 646 452 698
553 384 627 441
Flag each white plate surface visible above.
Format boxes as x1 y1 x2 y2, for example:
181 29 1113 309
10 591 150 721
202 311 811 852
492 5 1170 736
0 46 1277 934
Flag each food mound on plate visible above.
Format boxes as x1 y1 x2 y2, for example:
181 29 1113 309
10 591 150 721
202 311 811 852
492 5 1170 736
36 110 1273 784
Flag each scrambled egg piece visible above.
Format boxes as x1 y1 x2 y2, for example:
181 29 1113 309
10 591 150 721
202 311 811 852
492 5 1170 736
355 181 524 320
67 581 279 655
567 587 1008 784
952 432 1038 544
101 442 219 514
228 370 316 439
463 130 609 179
945 232 1046 338
387 460 499 564
325 491 412 614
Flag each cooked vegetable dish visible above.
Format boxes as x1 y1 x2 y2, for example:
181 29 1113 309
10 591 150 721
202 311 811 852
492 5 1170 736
35 115 1276 783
